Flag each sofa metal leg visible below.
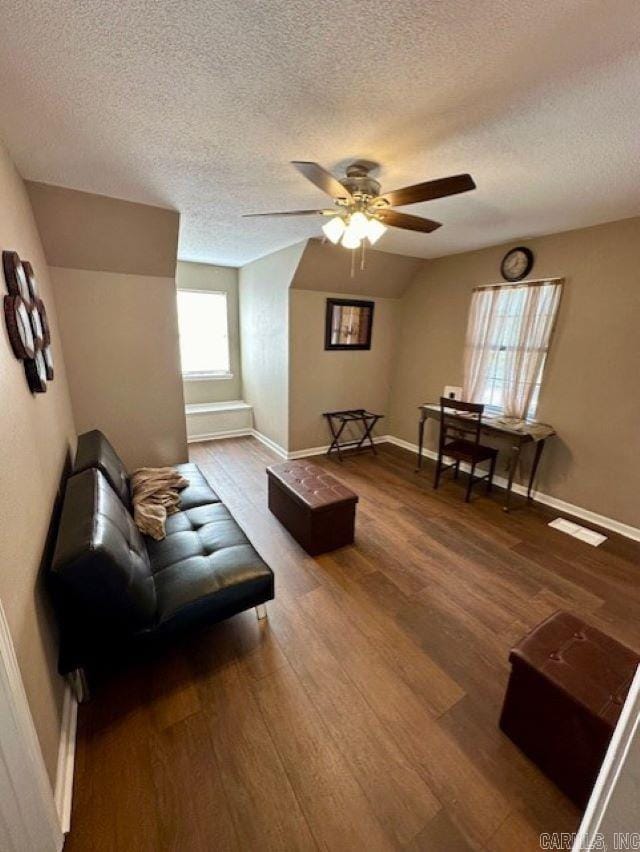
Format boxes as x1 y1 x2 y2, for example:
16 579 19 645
67 668 90 704
256 604 267 621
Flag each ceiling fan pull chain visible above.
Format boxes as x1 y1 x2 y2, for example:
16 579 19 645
350 247 355 278
360 239 366 272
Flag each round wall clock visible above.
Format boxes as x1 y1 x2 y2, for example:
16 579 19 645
2 250 31 303
36 298 51 346
22 260 39 302
4 294 35 359
500 246 534 282
24 350 47 393
43 345 54 380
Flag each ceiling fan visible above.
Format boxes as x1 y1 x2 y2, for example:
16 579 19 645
243 161 476 250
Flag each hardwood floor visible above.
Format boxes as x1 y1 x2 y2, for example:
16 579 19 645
65 438 640 851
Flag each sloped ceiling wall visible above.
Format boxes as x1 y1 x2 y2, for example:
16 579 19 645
29 182 187 468
291 239 426 298
285 240 423 451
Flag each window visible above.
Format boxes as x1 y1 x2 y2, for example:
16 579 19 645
176 290 231 379
462 280 562 420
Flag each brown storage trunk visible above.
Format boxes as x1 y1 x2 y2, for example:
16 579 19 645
499 610 639 808
267 461 358 556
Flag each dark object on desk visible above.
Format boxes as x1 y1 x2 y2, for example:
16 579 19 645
417 403 555 511
267 461 358 555
325 298 374 350
500 610 638 809
433 397 498 502
324 408 384 460
49 429 274 701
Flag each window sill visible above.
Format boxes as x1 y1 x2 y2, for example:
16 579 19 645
185 400 252 415
182 372 234 382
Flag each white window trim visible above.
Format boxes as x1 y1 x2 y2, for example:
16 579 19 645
183 371 234 382
177 288 232 380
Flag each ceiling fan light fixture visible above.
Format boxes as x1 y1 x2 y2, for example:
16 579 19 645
322 216 346 244
349 211 369 240
341 227 361 250
244 161 475 265
365 217 387 245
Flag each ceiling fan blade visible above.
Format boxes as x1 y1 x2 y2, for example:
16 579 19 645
374 173 476 208
375 210 442 233
291 161 353 202
242 209 332 217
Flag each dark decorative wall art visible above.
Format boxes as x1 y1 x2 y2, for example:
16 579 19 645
3 250 31 301
324 298 375 350
3 249 54 394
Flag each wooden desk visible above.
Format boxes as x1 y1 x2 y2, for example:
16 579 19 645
416 403 556 511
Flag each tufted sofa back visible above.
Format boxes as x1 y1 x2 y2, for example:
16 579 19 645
51 467 157 636
73 429 132 508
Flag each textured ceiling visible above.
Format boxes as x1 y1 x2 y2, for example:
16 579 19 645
1 1 639 267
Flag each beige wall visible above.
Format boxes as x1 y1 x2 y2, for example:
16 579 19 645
25 181 179 277
289 290 399 451
51 267 187 470
28 183 188 470
239 243 305 450
176 261 241 405
0 142 76 784
389 217 640 528
292 238 424 298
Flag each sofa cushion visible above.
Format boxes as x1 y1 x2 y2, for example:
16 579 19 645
174 462 221 510
147 503 273 628
51 468 157 631
73 429 131 508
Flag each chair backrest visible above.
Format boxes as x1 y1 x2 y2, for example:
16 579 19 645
439 397 485 450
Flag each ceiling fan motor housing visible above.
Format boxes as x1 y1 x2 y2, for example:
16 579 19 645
340 163 381 203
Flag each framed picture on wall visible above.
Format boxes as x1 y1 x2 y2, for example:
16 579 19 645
324 298 375 351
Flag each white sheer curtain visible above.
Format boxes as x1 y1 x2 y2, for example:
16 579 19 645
462 280 562 420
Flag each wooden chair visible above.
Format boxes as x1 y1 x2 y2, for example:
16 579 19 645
433 397 498 502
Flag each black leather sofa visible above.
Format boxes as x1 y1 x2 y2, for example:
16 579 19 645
50 430 274 698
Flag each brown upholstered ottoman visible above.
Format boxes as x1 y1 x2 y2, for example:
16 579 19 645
267 461 358 555
500 610 639 808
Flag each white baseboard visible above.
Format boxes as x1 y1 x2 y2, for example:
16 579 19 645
54 685 77 834
251 430 289 458
382 434 420 455
287 435 389 460
383 435 640 543
251 431 389 461
187 428 253 444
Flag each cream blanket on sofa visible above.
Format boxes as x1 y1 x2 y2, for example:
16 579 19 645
130 467 189 541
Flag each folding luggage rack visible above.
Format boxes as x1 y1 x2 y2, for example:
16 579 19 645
323 409 384 461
